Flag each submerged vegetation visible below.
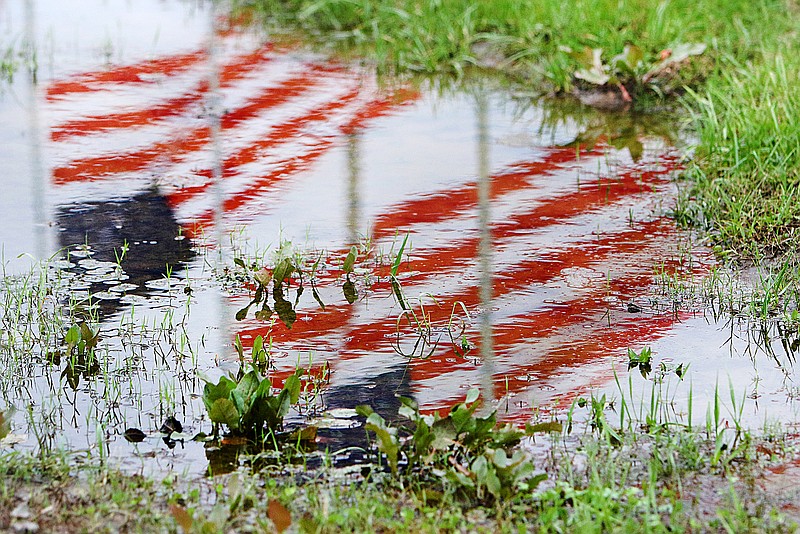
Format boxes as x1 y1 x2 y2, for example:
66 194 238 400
241 0 800 259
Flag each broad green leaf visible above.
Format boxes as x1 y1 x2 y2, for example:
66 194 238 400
365 413 399 475
202 376 236 411
450 405 473 433
447 470 474 488
398 396 419 411
465 388 480 405
272 258 295 285
65 325 80 346
471 454 488 480
430 418 457 450
284 371 302 405
527 473 548 492
252 336 264 359
355 405 374 418
254 376 273 399
233 370 261 413
472 415 498 442
343 246 357 274
491 425 525 447
80 322 99 349
233 257 246 269
492 448 510 468
209 398 240 431
484 464 502 497
398 404 416 420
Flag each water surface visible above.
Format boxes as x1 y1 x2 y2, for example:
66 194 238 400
1 0 798 476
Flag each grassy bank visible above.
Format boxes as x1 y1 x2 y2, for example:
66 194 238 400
3 404 799 532
241 0 800 260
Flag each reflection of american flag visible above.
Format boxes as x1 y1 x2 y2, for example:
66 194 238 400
235 144 711 420
45 32 710 421
46 34 417 236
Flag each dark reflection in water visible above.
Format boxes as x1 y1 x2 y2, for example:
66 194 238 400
316 366 413 449
205 367 413 475
56 188 194 314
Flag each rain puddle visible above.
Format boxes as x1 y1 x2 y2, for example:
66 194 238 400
1 0 798 476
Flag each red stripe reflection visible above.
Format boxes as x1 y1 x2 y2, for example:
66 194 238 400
46 31 705 425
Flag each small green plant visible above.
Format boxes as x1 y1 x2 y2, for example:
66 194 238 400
233 252 303 328
202 366 303 439
356 389 557 502
587 394 623 445
234 334 270 372
627 346 652 377
47 322 101 390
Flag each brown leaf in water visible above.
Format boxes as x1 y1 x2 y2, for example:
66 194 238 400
169 504 193 533
268 500 292 533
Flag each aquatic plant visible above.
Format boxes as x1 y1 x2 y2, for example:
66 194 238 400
202 366 303 438
48 322 101 390
356 389 558 502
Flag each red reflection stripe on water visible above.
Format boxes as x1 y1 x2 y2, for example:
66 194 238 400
50 46 275 142
179 91 420 234
370 145 601 241
51 63 346 183
46 50 207 101
251 225 677 376
235 160 678 356
164 86 364 208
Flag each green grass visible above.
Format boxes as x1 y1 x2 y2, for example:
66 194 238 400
677 52 800 258
240 0 789 93
241 0 800 260
3 395 797 533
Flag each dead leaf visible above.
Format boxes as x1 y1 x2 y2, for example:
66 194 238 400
267 500 292 533
170 504 193 533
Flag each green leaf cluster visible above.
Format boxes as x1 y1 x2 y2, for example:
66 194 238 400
234 254 303 328
202 367 302 438
357 389 560 502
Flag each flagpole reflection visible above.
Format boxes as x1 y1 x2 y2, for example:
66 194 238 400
25 0 48 262
476 88 495 407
